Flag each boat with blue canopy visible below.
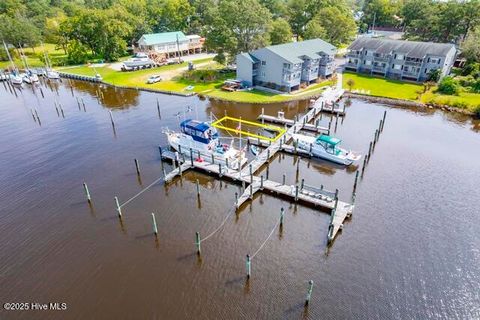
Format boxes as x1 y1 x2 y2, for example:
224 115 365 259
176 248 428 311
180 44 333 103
165 119 247 170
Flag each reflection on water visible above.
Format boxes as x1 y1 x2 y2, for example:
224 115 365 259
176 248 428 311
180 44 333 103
0 79 479 320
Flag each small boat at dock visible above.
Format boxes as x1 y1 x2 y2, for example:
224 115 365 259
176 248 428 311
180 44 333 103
292 133 361 165
165 119 247 170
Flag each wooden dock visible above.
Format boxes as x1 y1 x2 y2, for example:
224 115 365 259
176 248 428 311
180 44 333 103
162 87 353 244
257 114 328 133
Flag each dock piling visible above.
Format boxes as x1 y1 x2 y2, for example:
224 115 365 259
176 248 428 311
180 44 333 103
280 207 284 226
151 213 158 236
353 170 359 193
83 182 91 202
196 232 201 254
134 158 140 175
109 110 115 127
282 174 286 185
196 179 200 197
246 254 251 278
260 175 264 190
305 280 314 306
115 196 122 217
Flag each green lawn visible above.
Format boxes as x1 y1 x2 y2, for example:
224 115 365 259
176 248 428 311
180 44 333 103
342 71 480 113
343 71 423 100
205 80 333 103
59 57 217 93
1 43 67 69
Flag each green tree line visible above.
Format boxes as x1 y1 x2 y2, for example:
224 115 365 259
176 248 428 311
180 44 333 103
1 0 480 65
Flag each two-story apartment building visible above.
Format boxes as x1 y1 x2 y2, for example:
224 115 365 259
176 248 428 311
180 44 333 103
236 39 336 93
137 31 204 57
345 38 457 82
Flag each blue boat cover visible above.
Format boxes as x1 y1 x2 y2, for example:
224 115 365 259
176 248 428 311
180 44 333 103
180 119 211 132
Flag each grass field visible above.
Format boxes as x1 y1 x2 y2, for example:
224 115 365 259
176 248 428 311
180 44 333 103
0 43 67 69
59 58 222 93
205 80 333 103
343 72 423 100
342 71 480 113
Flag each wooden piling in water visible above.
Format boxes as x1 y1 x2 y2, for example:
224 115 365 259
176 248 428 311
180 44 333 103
115 196 122 217
151 213 158 236
83 182 91 202
280 207 284 226
196 232 201 254
109 110 115 127
353 170 359 193
305 280 314 306
196 179 200 197
134 158 140 175
246 254 251 278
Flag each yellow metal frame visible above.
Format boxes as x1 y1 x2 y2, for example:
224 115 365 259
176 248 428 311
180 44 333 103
211 116 285 142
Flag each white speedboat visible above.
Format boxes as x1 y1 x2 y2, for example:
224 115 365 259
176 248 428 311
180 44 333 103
292 133 361 166
47 70 60 79
23 71 39 83
11 74 23 85
165 119 247 170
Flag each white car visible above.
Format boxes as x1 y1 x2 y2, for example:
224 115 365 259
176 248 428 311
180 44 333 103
147 75 162 84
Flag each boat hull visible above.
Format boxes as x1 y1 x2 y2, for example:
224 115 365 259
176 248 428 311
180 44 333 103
166 132 247 170
294 134 360 166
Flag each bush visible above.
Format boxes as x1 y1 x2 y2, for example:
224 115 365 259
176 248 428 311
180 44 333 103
437 76 459 95
471 79 480 93
427 69 441 82
461 62 480 78
66 40 89 65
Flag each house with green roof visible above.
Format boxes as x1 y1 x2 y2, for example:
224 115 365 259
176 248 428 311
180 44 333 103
236 39 337 92
137 31 204 57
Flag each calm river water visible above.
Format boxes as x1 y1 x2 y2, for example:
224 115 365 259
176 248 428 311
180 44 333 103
0 79 479 320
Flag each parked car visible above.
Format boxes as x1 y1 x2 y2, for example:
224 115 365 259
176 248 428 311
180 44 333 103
147 75 162 84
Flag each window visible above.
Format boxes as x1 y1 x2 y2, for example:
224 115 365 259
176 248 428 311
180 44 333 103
393 64 402 70
438 59 441 65
425 68 428 73
261 72 265 77
283 63 290 69
365 60 372 66
261 61 266 66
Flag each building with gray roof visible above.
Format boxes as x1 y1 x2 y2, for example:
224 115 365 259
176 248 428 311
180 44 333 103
236 39 337 92
345 38 457 82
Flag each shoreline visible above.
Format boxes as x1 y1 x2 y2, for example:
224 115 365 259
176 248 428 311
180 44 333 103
58 72 478 117
345 92 478 117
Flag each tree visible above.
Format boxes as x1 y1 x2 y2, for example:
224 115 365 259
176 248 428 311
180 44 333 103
147 0 194 32
0 13 41 49
361 0 402 31
259 0 288 18
287 0 312 40
62 8 132 61
437 76 459 95
269 18 293 45
304 19 326 40
204 0 272 60
347 78 355 91
427 69 441 82
314 7 356 46
462 27 480 64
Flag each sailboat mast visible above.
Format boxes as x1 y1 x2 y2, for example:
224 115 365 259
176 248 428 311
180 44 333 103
3 40 16 72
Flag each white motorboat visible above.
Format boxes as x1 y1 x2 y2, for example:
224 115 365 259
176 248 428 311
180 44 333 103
165 119 247 170
292 133 361 166
47 70 60 79
123 52 156 70
11 74 23 85
23 71 39 84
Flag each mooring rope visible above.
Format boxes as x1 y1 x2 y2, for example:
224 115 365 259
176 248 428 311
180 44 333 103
119 175 164 208
200 205 236 242
251 218 281 259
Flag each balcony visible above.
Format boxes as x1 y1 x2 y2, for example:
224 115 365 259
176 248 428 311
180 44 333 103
373 56 389 62
372 66 386 72
405 60 423 66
